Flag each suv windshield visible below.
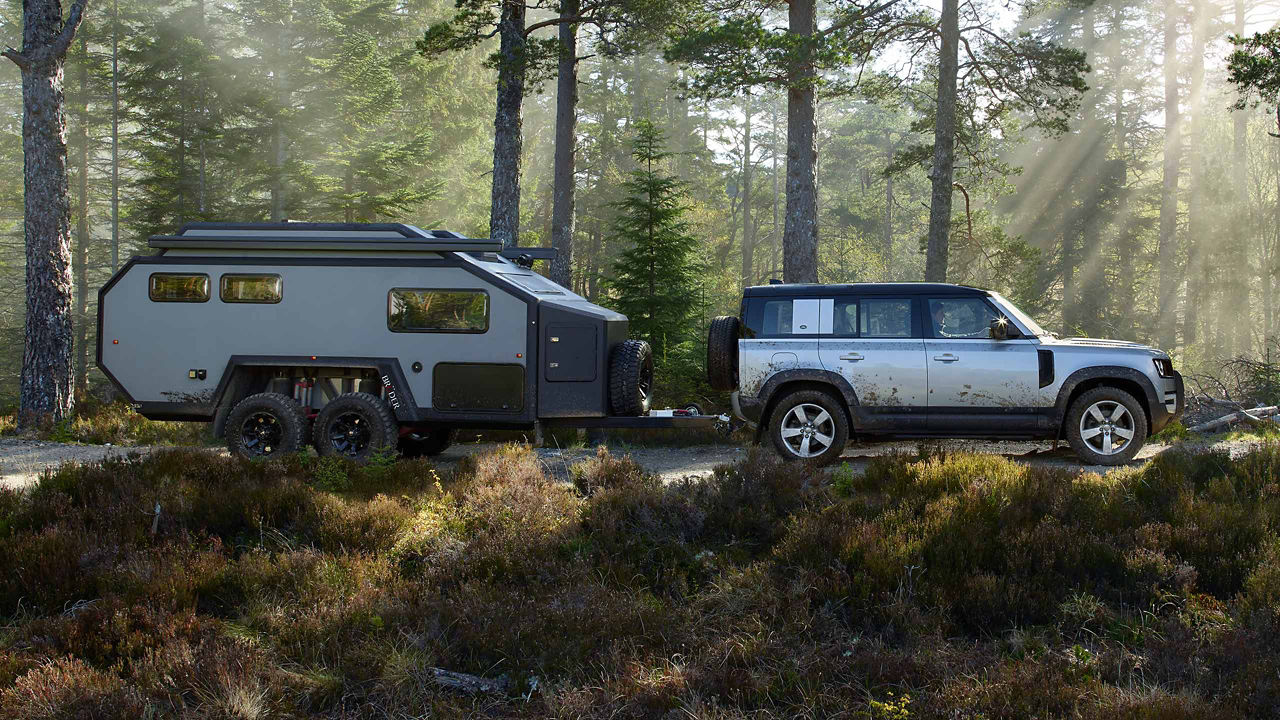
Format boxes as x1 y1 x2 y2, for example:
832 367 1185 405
989 293 1052 337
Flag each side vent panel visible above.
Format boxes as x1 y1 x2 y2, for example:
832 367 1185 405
1037 349 1055 389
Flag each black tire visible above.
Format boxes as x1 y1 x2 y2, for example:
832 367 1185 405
707 316 741 391
1065 386 1148 466
313 392 399 461
398 427 456 458
767 388 849 466
609 340 654 416
226 392 309 459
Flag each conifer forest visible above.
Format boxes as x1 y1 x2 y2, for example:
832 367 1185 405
2 0 1280 409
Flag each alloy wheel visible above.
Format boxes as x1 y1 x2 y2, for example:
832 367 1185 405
327 412 372 457
240 411 284 456
779 403 836 458
1078 400 1136 456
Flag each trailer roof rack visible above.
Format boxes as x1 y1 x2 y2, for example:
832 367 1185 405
148 222 503 253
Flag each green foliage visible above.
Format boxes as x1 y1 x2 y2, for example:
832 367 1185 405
1229 29 1280 108
605 119 703 360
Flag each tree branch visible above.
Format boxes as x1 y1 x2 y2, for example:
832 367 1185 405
6 0 89 70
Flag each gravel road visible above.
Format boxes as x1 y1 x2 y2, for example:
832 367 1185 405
1 434 1268 490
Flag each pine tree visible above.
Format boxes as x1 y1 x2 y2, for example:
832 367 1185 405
607 119 700 359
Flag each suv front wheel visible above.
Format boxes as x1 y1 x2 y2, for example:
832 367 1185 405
1065 386 1148 466
767 389 849 466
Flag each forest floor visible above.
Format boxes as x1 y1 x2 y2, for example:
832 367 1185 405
0 433 1268 489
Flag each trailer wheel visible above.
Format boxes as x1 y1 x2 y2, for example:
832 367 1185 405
313 392 398 462
707 316 740 391
399 427 455 458
226 393 309 459
609 339 654 416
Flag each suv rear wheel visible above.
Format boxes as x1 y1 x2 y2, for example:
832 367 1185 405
1065 386 1148 465
767 388 849 466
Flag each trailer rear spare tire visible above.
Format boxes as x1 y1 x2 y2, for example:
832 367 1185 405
226 393 309 458
314 392 398 461
609 339 654 416
707 315 740 391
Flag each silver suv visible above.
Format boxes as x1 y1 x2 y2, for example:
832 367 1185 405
707 283 1184 465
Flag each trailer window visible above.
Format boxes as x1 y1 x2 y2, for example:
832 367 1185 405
388 289 489 333
220 274 282 303
149 273 209 302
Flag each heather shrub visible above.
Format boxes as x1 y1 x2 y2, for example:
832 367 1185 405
0 656 147 720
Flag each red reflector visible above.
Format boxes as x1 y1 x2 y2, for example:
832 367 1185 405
310 356 317 360
516 353 523 358
112 340 119 344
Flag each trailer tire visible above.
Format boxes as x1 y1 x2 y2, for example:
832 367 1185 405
399 427 455 458
226 393 309 459
707 316 740 391
609 339 654 416
313 392 398 462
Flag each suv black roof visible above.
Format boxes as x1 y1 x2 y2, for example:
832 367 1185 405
743 282 988 297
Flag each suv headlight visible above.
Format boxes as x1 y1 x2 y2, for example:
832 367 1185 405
1153 358 1174 377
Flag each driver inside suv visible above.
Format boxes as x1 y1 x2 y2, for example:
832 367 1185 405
930 298 1001 339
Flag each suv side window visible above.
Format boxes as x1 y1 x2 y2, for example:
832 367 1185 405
860 298 913 338
832 299 857 337
928 297 1006 339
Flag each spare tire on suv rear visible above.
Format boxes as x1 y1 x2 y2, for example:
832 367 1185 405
707 315 740 391
609 339 654 416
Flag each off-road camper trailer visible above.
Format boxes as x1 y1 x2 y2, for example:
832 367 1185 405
98 222 716 459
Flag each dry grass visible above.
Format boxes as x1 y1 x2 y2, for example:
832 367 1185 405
0 442 1277 718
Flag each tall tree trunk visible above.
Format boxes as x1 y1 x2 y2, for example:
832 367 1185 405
110 0 119 271
925 0 959 283
1230 0 1250 354
782 0 818 283
4 0 88 423
1156 2 1182 351
883 130 893 268
491 0 526 248
550 0 577 286
271 16 289 222
73 32 89 396
741 96 754 288
1183 0 1207 347
1112 5 1136 340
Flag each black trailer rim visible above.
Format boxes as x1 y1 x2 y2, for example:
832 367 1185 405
327 412 372 457
639 360 653 413
240 411 285 456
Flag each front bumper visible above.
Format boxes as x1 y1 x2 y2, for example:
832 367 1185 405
1150 370 1185 433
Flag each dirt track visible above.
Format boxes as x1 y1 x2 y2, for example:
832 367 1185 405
1 435 1268 490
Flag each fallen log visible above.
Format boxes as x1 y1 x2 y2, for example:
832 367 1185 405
425 667 508 695
1188 406 1279 434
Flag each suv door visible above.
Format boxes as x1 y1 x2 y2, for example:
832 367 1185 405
924 296 1048 432
818 296 928 431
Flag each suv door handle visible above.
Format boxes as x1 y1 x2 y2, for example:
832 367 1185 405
840 352 864 362
933 353 959 363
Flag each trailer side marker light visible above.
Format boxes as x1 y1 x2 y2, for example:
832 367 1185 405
112 340 118 344
516 353 523 358
310 356 317 360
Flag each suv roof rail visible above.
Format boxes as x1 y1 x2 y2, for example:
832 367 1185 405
148 222 502 253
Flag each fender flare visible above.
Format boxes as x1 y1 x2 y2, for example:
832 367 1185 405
756 369 860 428
1053 365 1159 425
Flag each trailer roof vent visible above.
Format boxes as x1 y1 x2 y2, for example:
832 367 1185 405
148 222 502 253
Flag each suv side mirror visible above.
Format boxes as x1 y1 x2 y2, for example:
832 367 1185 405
989 318 1010 341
